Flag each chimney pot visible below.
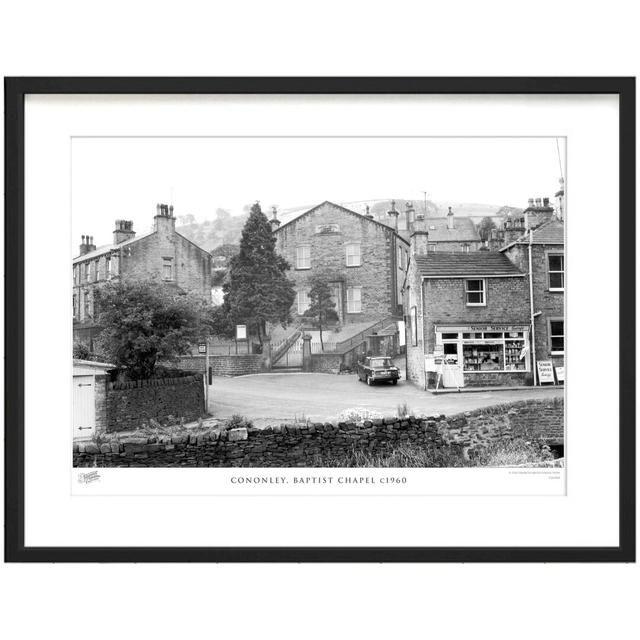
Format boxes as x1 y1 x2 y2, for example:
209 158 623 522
543 197 550 207
528 198 534 207
447 206 454 229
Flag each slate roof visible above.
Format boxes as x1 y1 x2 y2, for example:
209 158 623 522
420 216 481 242
72 231 153 263
499 218 565 251
414 252 524 278
274 200 409 245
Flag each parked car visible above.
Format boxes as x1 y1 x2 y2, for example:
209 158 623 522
357 356 400 385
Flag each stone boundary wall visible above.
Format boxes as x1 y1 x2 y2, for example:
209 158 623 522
75 397 563 467
160 354 265 376
105 374 204 432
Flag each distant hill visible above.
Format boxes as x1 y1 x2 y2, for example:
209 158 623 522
176 209 247 253
177 199 521 253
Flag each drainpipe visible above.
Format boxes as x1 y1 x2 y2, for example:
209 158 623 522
420 276 427 390
528 228 538 385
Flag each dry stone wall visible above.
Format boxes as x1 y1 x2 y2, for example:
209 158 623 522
105 375 204 432
75 397 563 467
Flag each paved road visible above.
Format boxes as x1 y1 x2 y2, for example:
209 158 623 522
208 372 564 427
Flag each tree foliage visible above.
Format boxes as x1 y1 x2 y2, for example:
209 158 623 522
478 216 498 241
221 202 295 343
303 279 338 351
93 279 212 379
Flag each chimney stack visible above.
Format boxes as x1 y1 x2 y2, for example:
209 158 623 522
405 201 415 231
113 219 136 244
528 198 534 208
387 199 399 231
269 205 281 231
447 206 454 230
79 234 96 256
154 202 176 234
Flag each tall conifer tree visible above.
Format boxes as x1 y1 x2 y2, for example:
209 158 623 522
222 202 295 344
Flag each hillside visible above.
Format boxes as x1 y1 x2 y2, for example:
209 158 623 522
177 199 521 253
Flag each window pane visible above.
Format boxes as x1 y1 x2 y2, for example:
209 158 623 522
466 280 483 291
550 320 564 336
441 333 458 340
548 254 564 271
551 336 564 351
467 292 483 304
549 272 564 289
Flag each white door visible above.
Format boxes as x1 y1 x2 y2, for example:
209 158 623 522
73 375 95 439
442 364 465 388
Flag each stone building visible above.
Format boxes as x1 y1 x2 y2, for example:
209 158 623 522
403 225 532 389
73 203 212 345
272 200 409 323
501 217 565 380
410 206 483 252
498 196 556 247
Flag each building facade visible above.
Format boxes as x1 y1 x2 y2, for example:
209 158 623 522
501 218 565 379
411 206 483 252
272 201 408 324
73 204 212 345
404 227 532 389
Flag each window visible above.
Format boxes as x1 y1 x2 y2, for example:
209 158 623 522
347 287 362 313
549 319 564 354
106 256 112 279
548 253 564 290
163 258 173 281
296 245 311 269
465 279 486 306
94 260 100 281
73 294 78 319
411 306 418 346
296 290 310 315
345 243 361 267
461 244 470 253
428 243 438 251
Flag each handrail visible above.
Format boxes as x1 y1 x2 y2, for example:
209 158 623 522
272 329 302 364
334 316 399 352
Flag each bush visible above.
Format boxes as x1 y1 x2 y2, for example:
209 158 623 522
73 341 96 360
336 407 383 423
224 414 253 430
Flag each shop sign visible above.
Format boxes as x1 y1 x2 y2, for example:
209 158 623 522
236 324 247 341
436 325 528 333
537 360 555 384
555 366 565 383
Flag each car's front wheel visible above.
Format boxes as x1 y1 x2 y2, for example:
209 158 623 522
391 379 398 385
366 376 373 386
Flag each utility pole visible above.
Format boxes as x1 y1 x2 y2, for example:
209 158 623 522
422 191 428 218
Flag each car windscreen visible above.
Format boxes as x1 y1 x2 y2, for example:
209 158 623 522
370 358 392 368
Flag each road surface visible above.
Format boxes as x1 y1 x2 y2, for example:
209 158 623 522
208 372 564 427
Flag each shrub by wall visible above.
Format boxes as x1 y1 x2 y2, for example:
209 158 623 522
105 374 204 432
75 397 563 466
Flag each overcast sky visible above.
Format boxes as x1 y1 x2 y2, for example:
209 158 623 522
71 136 565 251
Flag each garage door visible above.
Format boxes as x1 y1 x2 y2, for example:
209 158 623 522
73 375 95 439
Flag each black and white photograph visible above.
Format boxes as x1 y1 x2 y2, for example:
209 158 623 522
71 136 566 473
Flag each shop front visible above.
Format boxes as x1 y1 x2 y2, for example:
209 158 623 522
433 323 532 387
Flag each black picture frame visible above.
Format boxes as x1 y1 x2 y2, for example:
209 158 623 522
4 77 635 563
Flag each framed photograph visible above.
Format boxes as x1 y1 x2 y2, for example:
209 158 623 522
5 77 635 562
